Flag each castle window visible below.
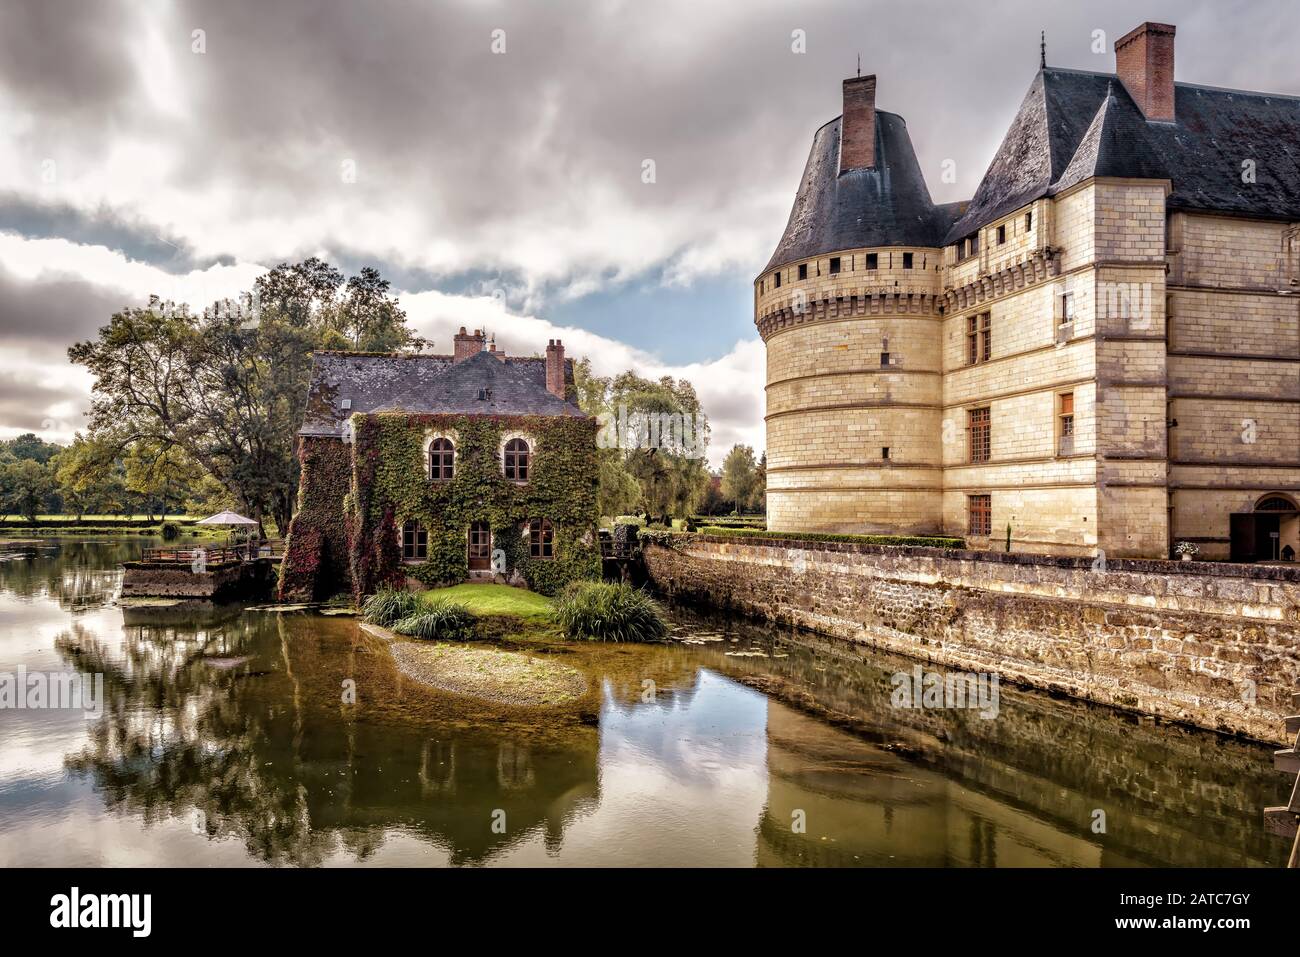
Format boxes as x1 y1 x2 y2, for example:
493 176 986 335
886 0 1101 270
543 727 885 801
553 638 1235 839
528 518 555 559
966 313 991 365
1025 211 1033 231
1058 393 1075 455
1060 292 1075 325
402 521 428 561
880 351 890 367
997 224 1006 245
504 438 530 482
865 253 878 270
902 252 914 269
774 271 782 288
882 447 891 460
967 494 992 537
428 438 454 481
829 257 841 274
798 263 808 280
971 233 980 254
968 407 991 464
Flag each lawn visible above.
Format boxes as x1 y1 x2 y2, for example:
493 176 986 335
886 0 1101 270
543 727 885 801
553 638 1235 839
422 583 554 619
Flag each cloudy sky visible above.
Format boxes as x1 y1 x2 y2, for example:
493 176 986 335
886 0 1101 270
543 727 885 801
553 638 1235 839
2 0 1297 466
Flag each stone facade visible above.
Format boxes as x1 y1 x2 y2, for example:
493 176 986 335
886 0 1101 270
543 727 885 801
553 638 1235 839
757 23 1300 560
643 534 1300 743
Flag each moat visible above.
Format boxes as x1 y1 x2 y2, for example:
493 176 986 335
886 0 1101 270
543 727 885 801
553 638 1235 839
0 538 1291 867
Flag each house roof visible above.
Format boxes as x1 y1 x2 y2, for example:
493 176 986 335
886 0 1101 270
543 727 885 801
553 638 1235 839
944 67 1300 243
763 111 963 273
299 350 584 438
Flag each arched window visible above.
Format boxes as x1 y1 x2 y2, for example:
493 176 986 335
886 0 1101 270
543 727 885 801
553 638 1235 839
429 438 454 481
504 438 530 482
529 518 554 559
402 521 427 560
1256 495 1298 512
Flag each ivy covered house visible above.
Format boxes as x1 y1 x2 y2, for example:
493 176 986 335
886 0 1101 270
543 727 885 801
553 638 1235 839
279 328 600 602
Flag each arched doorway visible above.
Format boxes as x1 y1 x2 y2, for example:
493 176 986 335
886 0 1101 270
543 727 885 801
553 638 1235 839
1229 494 1300 562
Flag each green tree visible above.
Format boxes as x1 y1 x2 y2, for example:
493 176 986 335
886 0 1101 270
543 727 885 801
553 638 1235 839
1 458 56 523
720 444 759 514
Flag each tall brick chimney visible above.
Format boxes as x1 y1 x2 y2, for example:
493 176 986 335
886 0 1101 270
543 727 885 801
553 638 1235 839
840 74 877 173
1115 22 1176 122
545 339 566 399
453 326 486 363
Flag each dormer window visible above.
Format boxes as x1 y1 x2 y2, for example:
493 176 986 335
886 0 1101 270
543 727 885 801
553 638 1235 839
504 438 530 482
429 438 454 481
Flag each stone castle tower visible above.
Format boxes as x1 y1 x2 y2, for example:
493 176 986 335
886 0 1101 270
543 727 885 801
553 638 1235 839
756 22 1300 560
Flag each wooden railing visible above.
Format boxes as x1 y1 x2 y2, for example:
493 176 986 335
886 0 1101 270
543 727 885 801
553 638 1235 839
139 539 285 565
1264 691 1300 867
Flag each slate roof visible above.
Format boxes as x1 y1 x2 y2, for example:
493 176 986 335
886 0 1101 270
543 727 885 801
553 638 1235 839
944 67 1300 244
763 111 963 272
299 350 584 438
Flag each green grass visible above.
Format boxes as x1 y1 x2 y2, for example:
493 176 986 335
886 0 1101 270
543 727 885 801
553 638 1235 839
421 583 554 619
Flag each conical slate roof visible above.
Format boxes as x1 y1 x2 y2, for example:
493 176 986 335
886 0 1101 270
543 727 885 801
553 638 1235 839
763 111 962 272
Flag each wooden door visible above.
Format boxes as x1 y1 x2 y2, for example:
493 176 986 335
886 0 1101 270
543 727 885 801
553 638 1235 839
468 522 491 570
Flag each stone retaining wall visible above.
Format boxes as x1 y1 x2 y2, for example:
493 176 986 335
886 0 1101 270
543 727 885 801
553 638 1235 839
641 534 1300 743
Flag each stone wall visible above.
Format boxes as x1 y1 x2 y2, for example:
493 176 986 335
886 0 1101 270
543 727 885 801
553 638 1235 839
642 534 1300 743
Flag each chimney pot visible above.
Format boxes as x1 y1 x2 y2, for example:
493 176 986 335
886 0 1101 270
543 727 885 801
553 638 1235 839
840 74 877 173
545 338 566 399
1114 22 1176 122
453 326 487 363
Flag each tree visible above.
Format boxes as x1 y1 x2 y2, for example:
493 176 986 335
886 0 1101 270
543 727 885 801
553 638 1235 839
4 433 61 464
68 259 421 534
1 458 56 523
720 444 759 514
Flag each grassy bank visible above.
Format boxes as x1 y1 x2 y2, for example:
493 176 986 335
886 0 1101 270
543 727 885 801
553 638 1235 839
420 583 554 619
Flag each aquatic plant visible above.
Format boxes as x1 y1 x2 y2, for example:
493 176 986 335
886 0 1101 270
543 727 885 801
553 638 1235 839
361 588 424 626
552 581 668 642
393 599 476 641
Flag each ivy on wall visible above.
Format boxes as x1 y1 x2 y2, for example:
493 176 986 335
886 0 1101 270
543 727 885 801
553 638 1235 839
347 412 601 598
278 436 353 601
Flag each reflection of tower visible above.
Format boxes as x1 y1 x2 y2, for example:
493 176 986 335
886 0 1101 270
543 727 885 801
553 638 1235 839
419 739 456 794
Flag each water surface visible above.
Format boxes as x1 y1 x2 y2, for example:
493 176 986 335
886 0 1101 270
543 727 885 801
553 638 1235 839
0 538 1289 866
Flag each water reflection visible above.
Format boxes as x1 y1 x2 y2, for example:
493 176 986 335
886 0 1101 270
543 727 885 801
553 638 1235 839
0 539 1290 867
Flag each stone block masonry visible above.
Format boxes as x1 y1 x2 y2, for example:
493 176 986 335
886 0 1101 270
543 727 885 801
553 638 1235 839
642 534 1300 743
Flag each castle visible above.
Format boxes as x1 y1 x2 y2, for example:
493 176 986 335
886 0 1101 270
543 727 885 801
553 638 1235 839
279 329 600 601
756 21 1300 560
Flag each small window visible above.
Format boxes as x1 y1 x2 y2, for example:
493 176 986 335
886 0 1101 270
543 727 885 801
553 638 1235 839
880 352 890 367
504 438 530 481
971 233 980 254
966 312 991 365
774 271 782 288
829 256 841 275
865 252 878 270
968 407 991 464
881 447 891 460
997 224 1006 245
797 263 808 280
1060 291 1075 325
1058 393 1075 455
429 437 454 481
402 521 428 561
968 494 992 537
902 252 914 269
529 518 555 559
1025 211 1033 231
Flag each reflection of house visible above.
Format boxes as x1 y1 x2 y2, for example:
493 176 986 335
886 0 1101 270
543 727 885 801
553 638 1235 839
281 329 600 600
758 20 1300 559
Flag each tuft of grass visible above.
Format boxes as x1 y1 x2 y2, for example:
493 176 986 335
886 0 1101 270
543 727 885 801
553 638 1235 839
393 599 476 641
361 588 424 627
552 581 669 643
421 583 553 619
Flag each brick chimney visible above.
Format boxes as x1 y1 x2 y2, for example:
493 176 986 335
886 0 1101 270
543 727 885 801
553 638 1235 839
1115 22 1176 122
545 339 566 399
839 74 877 173
453 326 486 363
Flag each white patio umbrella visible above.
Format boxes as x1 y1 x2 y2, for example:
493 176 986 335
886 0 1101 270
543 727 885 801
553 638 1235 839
196 511 259 527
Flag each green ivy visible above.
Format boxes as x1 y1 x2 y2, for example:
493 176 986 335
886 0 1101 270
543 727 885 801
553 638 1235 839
349 412 601 598
278 437 353 601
